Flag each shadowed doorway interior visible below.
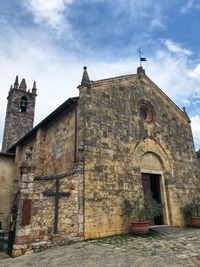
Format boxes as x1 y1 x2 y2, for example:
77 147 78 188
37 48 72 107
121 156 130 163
141 173 163 225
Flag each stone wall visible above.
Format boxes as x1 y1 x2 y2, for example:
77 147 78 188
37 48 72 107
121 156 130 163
42 109 76 175
15 108 77 177
12 157 83 257
11 105 82 256
78 70 200 238
0 153 15 230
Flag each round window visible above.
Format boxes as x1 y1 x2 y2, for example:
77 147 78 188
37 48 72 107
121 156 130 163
138 100 155 123
139 107 148 120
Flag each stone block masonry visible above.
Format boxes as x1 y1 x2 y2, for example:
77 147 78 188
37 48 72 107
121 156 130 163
78 69 200 239
12 151 83 257
2 67 200 257
2 77 37 152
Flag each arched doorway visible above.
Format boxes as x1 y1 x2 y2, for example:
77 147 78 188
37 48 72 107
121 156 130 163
141 152 170 225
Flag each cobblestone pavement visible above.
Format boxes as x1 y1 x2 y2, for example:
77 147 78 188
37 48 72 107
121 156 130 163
0 227 200 267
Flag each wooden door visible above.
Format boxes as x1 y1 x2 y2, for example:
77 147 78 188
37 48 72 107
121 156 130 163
141 173 153 224
141 173 151 194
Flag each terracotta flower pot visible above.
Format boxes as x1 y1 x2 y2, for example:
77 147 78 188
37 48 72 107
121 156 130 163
191 216 200 227
131 221 150 234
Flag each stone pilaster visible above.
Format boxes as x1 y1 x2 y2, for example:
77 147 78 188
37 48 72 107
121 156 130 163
12 149 36 257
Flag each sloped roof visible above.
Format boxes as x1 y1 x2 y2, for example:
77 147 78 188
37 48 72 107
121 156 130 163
0 152 15 158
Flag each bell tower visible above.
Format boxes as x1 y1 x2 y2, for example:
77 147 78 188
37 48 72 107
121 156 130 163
1 76 37 152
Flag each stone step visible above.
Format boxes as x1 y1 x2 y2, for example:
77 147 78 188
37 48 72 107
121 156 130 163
150 225 185 235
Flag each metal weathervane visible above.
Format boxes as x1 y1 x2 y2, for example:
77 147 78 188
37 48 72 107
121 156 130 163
137 48 147 67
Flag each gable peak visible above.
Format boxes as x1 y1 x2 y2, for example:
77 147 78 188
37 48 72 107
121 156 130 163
137 66 145 75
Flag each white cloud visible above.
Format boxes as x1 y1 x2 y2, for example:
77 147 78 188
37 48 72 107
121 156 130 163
181 0 200 13
187 65 200 97
146 52 200 150
22 0 167 34
4 46 200 151
1 40 200 149
191 115 200 148
23 0 73 30
151 18 165 30
113 0 165 30
181 0 194 13
182 98 191 106
188 64 200 81
163 39 192 56
0 26 138 149
1 18 200 150
145 50 196 100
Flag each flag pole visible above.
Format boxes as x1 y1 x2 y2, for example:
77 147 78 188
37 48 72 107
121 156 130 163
137 48 147 67
137 48 142 67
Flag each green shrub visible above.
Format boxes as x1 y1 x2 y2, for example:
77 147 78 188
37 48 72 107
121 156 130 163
124 193 163 222
182 195 200 217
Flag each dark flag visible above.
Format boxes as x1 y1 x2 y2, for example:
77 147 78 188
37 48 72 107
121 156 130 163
141 57 147 61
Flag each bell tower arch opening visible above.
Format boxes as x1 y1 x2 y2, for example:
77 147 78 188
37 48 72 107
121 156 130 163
20 96 28 112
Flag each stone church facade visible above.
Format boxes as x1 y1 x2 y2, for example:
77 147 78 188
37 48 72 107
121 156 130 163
0 66 200 256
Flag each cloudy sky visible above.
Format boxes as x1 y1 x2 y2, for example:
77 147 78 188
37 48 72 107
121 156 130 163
0 0 200 149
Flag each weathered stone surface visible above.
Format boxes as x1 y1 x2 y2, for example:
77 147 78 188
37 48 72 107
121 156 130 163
78 72 200 238
2 81 36 152
11 249 22 258
12 155 83 256
15 108 77 176
1 69 200 258
1 228 200 267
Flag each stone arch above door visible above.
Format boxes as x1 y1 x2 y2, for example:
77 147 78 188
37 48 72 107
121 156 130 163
133 138 173 174
141 152 163 172
135 139 172 225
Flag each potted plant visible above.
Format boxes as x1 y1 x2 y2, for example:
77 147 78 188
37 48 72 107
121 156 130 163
124 193 163 234
182 195 200 227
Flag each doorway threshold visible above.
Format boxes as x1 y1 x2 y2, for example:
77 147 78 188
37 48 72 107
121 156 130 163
150 225 184 235
150 225 168 228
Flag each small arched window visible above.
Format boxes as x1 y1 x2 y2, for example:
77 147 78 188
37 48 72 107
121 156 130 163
20 96 28 112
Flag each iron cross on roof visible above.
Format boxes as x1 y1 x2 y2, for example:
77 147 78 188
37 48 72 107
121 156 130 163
43 178 71 234
137 48 147 67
